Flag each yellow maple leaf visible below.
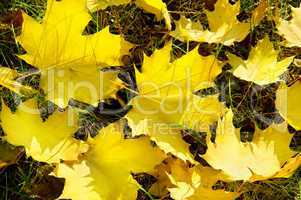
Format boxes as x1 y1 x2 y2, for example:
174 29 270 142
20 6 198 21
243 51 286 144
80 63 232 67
57 123 166 199
277 3 301 47
125 41 221 162
228 36 294 85
127 41 221 134
1 99 87 163
87 0 171 29
54 161 101 200
202 110 300 181
170 16 206 43
273 155 301 178
150 157 239 200
180 94 226 133
0 67 32 94
126 118 195 163
150 129 196 163
17 0 133 107
276 82 301 130
171 0 267 45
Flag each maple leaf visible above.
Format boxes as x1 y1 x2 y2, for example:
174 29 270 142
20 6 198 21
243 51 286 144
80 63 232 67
0 66 32 94
202 110 300 181
54 162 101 200
150 129 196 163
150 157 239 200
125 41 221 162
127 117 195 163
180 94 226 133
273 155 301 179
55 123 166 199
87 0 171 29
277 3 301 47
1 99 88 163
227 36 294 85
276 82 301 130
170 16 205 43
171 0 267 45
127 42 221 132
17 0 133 107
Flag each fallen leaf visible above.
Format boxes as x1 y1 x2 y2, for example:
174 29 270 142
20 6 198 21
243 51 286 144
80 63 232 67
56 123 166 199
150 157 239 200
277 3 301 47
228 36 293 85
1 99 88 163
180 94 226 133
276 82 301 130
171 0 265 45
203 110 300 181
126 41 221 162
127 41 221 135
54 161 101 200
17 0 133 107
0 66 32 94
